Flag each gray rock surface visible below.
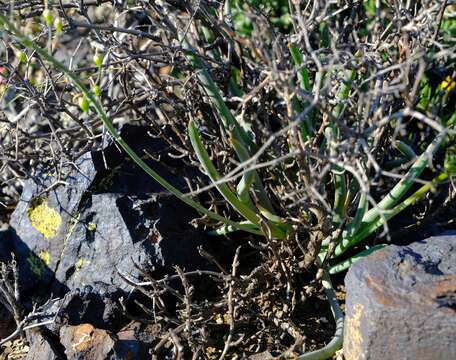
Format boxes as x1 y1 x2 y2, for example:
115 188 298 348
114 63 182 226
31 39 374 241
7 125 211 297
9 151 97 292
55 285 125 331
25 321 157 360
344 234 456 360
4 125 234 358
53 192 207 293
24 333 60 360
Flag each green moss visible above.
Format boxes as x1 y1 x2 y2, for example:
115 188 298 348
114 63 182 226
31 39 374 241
27 196 61 238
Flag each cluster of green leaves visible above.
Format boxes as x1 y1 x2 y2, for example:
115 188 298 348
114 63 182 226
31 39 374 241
441 12 456 44
2 2 455 358
190 3 456 277
230 0 292 36
179 34 454 277
418 70 456 174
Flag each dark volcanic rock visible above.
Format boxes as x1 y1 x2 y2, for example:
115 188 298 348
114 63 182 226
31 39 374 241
57 285 125 331
25 333 60 360
27 322 152 360
9 151 97 293
7 125 233 357
115 321 159 359
344 234 456 360
53 192 209 294
7 124 212 297
23 287 126 360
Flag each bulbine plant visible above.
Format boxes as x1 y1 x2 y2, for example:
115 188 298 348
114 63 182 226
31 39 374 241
180 31 454 358
1 0 455 358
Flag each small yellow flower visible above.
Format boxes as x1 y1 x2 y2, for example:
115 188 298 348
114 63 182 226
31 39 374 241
440 75 456 92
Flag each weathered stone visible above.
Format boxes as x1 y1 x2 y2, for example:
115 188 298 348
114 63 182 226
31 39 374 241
52 192 209 294
9 150 97 293
20 288 125 360
24 336 58 360
24 328 66 360
25 321 156 360
6 124 236 357
59 324 116 360
8 124 212 297
115 321 159 359
115 324 143 359
56 285 125 331
344 234 456 360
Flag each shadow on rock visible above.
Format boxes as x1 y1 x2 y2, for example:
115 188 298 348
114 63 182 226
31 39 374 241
2 125 237 359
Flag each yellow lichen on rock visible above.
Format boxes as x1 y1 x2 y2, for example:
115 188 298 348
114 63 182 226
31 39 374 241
27 197 61 238
39 250 50 266
344 303 364 360
75 258 90 272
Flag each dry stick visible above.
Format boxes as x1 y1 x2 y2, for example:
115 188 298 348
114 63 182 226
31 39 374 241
0 258 23 344
169 327 184 360
68 20 162 42
153 324 186 359
0 15 263 235
432 0 449 42
219 246 241 360
0 319 26 346
0 297 59 347
176 266 195 352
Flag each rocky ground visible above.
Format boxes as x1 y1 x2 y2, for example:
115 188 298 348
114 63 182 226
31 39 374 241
2 125 455 359
1 1 455 359
1 124 339 359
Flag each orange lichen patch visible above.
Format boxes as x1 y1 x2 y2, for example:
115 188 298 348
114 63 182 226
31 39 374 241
365 274 396 307
27 196 61 238
344 303 364 360
67 324 113 353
